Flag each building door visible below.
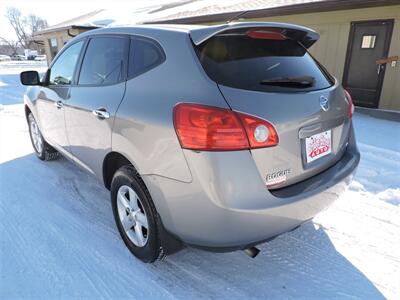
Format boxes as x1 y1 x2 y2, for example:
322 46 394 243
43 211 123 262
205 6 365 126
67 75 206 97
342 19 394 108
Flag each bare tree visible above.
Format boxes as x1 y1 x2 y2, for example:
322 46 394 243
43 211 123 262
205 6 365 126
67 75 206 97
0 37 19 55
26 14 48 35
1 7 48 50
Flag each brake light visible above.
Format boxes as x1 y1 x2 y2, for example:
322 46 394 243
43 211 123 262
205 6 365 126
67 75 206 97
246 29 286 40
173 103 278 151
344 89 354 118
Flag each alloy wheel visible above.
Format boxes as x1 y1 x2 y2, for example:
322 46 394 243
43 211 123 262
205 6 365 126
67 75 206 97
116 185 149 247
29 116 43 154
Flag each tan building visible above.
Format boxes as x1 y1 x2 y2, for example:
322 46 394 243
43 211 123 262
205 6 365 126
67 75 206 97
33 0 400 111
32 10 103 63
150 0 400 111
31 2 193 64
258 8 399 111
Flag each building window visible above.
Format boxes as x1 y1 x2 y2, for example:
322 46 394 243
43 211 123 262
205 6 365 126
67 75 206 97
361 35 376 49
48 38 58 60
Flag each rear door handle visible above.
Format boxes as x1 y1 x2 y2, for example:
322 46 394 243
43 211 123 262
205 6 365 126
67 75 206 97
54 101 63 109
92 108 110 120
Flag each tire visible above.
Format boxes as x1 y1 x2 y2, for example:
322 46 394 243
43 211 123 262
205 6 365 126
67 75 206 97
27 113 59 161
111 165 161 263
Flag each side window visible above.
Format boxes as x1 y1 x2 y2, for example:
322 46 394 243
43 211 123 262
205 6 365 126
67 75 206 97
78 37 128 86
128 37 165 78
49 40 84 85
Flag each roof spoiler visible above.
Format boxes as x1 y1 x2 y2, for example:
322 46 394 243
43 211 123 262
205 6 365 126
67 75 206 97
189 22 319 48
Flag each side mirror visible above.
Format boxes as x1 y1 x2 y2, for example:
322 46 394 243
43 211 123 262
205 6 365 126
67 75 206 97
20 71 40 86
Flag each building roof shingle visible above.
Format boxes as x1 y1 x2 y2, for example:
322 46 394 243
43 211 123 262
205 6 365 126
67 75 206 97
34 0 399 36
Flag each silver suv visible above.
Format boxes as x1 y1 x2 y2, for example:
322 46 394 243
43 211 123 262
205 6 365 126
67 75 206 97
21 22 360 263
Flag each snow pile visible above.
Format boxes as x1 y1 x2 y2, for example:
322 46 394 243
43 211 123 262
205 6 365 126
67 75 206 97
376 188 400 204
0 64 399 299
0 61 47 71
350 113 400 207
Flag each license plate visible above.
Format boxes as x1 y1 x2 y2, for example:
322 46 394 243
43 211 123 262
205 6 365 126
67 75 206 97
305 130 332 163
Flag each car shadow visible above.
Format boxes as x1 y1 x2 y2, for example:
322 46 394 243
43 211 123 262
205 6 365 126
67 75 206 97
0 153 385 299
157 223 385 298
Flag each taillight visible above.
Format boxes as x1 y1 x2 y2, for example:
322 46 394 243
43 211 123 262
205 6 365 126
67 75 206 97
173 103 278 151
344 89 354 118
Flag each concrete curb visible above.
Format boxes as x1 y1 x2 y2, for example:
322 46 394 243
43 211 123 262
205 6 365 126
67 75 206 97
355 107 400 122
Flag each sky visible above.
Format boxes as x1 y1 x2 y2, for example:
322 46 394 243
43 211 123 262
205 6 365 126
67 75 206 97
0 0 179 41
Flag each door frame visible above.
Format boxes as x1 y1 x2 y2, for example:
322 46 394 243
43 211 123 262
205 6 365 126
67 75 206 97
342 19 394 108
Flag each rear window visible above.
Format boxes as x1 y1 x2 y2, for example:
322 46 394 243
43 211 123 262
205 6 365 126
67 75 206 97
195 33 334 93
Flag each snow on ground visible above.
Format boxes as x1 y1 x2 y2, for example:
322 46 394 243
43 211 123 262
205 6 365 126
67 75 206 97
0 63 399 299
0 61 47 106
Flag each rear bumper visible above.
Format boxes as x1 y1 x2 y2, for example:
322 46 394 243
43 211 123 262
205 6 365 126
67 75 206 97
144 125 360 250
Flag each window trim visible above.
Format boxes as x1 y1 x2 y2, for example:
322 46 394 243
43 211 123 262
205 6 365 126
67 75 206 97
127 35 166 80
75 34 130 87
47 38 87 87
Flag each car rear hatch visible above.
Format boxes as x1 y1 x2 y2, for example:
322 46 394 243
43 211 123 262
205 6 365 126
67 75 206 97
191 23 352 189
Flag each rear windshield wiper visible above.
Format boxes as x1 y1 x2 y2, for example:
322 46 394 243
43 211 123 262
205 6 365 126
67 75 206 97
260 76 315 88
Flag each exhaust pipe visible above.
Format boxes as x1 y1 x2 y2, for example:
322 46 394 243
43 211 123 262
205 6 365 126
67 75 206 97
244 246 260 258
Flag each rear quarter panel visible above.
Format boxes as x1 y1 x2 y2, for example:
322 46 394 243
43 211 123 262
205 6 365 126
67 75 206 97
112 30 229 183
